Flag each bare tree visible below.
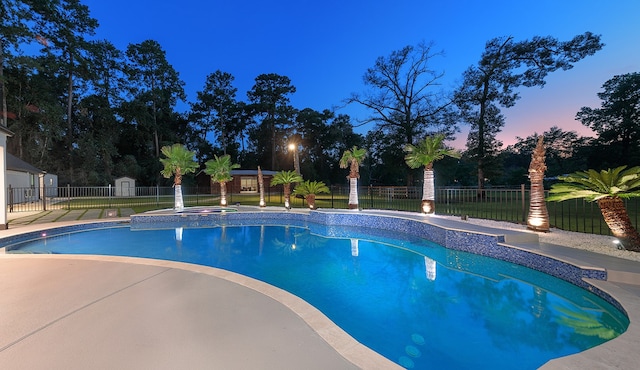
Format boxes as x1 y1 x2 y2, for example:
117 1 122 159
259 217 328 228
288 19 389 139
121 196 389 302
346 41 457 185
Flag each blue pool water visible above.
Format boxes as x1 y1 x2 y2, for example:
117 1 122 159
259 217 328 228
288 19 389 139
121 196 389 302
8 223 629 369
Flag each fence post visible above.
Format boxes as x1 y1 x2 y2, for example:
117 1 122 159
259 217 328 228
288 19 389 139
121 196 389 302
521 183 526 223
369 186 373 209
67 184 71 210
42 181 47 211
8 185 13 212
331 186 334 208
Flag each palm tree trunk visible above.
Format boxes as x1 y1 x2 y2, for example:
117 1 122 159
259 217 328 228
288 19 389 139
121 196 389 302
527 136 549 232
220 181 227 206
348 177 358 209
284 184 291 209
174 170 183 211
422 168 435 214
348 160 359 209
306 194 316 209
174 185 184 212
258 166 265 207
598 197 640 251
528 172 549 231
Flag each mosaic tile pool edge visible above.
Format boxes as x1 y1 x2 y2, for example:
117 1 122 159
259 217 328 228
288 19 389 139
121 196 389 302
0 221 128 250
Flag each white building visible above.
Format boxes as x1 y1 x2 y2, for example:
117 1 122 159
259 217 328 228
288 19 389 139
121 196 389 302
6 153 58 203
114 176 135 196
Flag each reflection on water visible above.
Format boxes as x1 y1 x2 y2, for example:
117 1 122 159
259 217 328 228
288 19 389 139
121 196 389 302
9 224 629 370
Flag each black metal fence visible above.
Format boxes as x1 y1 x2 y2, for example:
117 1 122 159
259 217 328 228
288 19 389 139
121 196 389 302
434 186 640 236
7 185 638 236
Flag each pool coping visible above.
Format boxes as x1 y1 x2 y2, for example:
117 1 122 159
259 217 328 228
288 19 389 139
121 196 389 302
1 208 639 369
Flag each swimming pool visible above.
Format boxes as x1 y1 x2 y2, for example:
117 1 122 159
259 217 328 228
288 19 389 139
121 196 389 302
4 212 629 370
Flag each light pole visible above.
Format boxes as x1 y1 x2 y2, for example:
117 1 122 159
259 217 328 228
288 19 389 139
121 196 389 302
288 142 300 176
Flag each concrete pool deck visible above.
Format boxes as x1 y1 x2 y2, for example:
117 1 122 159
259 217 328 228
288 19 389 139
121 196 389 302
1 209 639 369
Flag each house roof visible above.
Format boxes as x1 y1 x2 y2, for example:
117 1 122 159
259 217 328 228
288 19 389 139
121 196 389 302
0 125 14 138
231 169 277 176
6 153 44 174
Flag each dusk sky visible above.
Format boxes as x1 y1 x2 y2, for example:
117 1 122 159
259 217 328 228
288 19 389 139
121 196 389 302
82 0 640 149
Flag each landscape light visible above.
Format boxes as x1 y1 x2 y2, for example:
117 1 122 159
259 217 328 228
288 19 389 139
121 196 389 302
421 201 432 214
528 217 544 227
613 239 626 250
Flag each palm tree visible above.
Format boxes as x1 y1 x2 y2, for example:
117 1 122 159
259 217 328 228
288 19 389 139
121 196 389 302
271 170 303 209
292 180 330 209
403 134 461 214
204 154 240 206
547 166 640 252
258 166 266 207
339 146 366 209
159 144 198 212
527 136 550 231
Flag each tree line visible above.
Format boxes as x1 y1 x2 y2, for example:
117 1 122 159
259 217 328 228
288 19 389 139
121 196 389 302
2 1 638 188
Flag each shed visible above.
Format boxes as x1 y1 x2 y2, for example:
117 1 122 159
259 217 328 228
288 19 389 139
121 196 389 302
115 176 135 196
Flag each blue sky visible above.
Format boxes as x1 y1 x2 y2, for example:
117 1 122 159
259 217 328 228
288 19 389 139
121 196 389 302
82 0 640 148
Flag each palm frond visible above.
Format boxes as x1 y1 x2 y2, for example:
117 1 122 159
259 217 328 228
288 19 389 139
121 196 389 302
271 170 304 186
159 144 198 180
204 154 240 183
292 180 330 196
549 166 640 202
339 146 366 169
547 188 602 202
403 134 460 170
617 190 640 199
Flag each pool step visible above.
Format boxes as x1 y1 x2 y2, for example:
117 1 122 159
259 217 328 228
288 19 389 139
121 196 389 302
514 241 640 286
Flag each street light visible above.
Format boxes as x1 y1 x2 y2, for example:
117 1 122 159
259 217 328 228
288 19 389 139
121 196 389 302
288 142 300 176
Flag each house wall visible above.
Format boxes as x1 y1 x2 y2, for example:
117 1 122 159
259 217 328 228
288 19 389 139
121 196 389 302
7 170 39 203
41 174 59 197
210 175 276 194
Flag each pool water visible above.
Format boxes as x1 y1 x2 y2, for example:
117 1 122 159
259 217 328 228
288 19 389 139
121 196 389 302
8 223 629 369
